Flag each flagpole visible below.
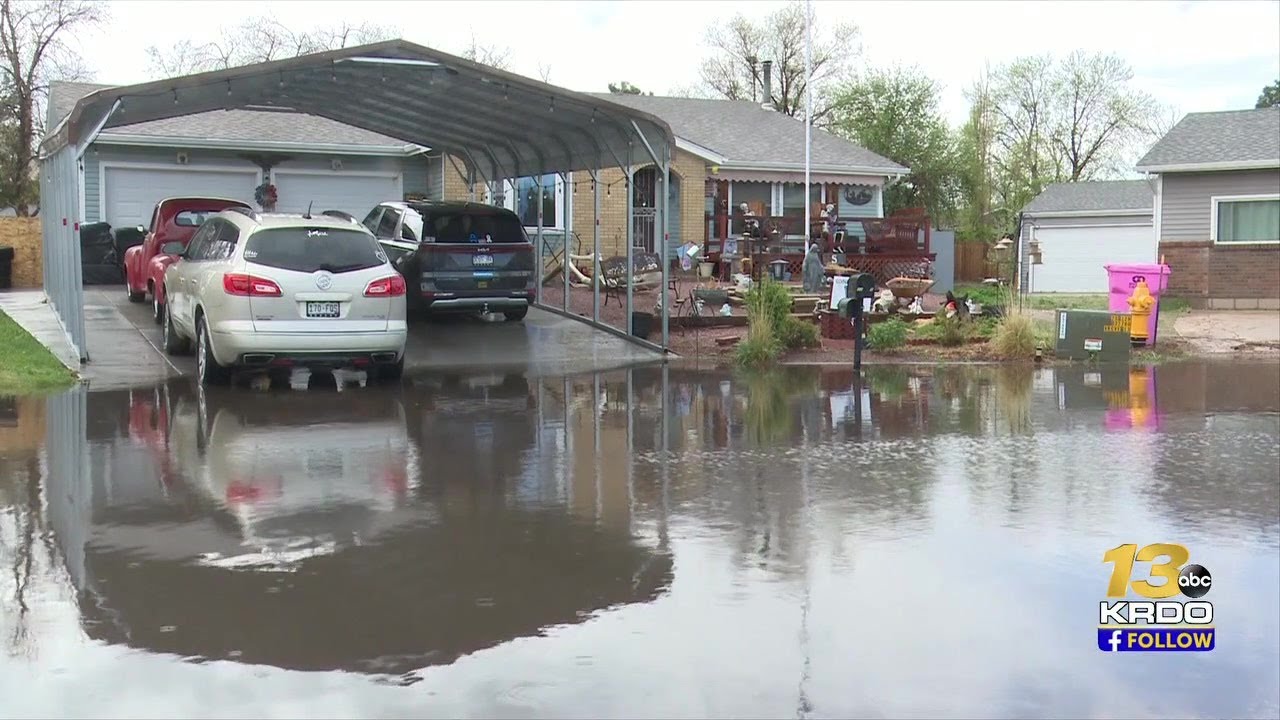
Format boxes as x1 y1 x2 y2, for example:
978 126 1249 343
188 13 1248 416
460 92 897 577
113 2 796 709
804 0 813 251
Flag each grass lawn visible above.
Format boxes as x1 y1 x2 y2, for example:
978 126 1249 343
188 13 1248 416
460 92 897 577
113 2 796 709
0 310 78 395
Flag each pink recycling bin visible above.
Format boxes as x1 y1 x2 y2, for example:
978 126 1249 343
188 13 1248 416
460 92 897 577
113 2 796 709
1105 263 1171 346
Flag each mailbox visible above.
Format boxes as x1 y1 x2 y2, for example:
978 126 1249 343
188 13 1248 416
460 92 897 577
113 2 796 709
836 273 877 318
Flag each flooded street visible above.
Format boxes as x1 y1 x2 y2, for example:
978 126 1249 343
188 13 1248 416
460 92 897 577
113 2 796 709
1 361 1278 719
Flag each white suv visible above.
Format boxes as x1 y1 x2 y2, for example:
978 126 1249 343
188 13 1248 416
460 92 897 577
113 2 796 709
161 209 408 385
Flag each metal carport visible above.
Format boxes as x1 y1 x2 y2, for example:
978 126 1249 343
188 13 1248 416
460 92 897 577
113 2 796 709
39 39 677 362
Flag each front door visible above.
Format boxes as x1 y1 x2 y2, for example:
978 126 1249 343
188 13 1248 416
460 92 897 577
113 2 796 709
632 167 657 254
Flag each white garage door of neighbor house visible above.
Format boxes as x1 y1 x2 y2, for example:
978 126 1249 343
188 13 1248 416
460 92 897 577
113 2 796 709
103 166 259 228
272 172 402 218
1030 225 1155 293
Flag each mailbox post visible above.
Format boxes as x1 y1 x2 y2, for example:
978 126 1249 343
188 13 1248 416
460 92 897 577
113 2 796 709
836 273 878 371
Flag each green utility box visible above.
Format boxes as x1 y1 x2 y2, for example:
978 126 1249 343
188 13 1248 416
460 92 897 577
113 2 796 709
1054 309 1131 361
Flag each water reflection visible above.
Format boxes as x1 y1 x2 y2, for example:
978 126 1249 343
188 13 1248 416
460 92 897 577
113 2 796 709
0 360 1277 718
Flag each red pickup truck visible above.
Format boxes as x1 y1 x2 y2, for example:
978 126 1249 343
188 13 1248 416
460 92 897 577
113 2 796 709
124 197 251 323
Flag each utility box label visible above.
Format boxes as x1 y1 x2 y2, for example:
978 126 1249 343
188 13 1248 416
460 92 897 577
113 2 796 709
1084 338 1103 352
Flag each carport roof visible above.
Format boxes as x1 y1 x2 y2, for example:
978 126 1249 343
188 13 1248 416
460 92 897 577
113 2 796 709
43 39 675 180
49 81 418 154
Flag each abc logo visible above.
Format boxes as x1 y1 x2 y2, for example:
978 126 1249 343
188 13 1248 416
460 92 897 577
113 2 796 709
1179 564 1212 598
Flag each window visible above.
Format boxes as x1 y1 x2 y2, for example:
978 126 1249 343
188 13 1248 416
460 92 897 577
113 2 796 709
185 222 219 261
205 221 240 261
244 228 386 273
730 182 771 235
781 184 823 217
361 207 384 234
1214 196 1280 244
493 175 563 229
401 209 423 243
419 209 527 244
174 210 219 227
375 207 402 239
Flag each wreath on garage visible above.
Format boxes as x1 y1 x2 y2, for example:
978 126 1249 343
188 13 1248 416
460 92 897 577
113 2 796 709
255 181 278 211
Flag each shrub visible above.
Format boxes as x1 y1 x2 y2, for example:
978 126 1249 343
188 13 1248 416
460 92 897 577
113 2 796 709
935 313 971 347
778 316 819 349
868 317 909 350
736 279 815 367
993 313 1038 359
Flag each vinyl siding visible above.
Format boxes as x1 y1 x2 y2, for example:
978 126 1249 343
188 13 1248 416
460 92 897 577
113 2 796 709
838 185 880 240
1019 212 1153 289
1160 169 1280 242
83 143 426 222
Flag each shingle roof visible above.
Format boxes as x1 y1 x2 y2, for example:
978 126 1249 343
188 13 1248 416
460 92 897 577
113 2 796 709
1022 180 1153 215
48 80 411 149
1135 107 1280 170
589 94 908 173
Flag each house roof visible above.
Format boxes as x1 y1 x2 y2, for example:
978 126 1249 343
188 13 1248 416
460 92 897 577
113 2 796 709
1135 107 1280 172
48 80 419 153
589 94 909 175
1023 180 1153 216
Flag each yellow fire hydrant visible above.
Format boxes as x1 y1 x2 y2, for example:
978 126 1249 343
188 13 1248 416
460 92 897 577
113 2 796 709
1126 280 1155 345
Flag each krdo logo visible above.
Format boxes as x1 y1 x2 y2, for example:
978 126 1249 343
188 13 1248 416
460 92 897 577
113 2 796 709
1098 543 1215 652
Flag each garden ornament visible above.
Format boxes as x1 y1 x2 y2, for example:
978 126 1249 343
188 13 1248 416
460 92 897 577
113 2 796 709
802 241 825 293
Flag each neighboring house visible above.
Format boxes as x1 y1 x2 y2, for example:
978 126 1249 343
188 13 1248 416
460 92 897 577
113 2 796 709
1135 107 1280 309
1019 180 1154 293
48 81 431 229
434 94 909 258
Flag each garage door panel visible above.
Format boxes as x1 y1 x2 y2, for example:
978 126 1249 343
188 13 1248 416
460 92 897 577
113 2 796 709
273 173 401 218
103 167 258 228
1030 225 1154 293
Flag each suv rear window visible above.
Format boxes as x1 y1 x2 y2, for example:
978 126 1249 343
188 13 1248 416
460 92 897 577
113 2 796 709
419 211 528 244
244 227 387 273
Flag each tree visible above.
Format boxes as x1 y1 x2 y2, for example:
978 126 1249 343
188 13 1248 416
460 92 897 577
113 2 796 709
1258 79 1280 109
698 1 859 124
608 81 651 96
1048 51 1162 181
144 16 396 77
0 0 104 215
459 32 511 70
829 67 957 222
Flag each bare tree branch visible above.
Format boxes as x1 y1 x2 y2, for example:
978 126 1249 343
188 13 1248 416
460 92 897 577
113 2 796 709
0 0 105 214
697 1 860 125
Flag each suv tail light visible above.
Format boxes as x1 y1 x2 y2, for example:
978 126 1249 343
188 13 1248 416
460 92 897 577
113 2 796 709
223 273 282 297
364 275 406 297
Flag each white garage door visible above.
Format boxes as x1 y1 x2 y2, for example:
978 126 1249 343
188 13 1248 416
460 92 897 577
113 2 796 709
103 165 259 228
1029 224 1155 293
273 172 402 218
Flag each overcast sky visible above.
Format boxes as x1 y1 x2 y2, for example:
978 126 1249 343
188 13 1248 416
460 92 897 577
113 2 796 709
68 0 1280 127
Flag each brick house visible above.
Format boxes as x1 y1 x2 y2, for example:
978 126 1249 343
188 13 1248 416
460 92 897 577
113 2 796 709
1136 107 1280 309
434 95 908 260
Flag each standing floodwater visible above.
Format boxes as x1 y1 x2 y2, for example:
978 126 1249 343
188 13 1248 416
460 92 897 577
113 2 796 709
1 361 1277 719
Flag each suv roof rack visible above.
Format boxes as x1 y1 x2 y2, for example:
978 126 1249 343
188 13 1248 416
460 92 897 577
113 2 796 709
225 206 259 220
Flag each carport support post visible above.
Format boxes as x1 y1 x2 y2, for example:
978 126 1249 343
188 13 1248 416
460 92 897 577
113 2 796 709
536 175 545 306
562 171 571 314
625 144 634 330
660 152 671 348
591 168 601 324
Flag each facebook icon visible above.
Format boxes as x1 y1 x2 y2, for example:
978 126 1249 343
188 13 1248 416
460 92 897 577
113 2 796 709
1106 629 1123 652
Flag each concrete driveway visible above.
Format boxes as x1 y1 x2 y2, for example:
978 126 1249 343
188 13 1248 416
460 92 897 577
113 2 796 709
63 286 662 389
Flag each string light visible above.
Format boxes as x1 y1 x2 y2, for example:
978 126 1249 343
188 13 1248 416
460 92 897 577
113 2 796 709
548 96 555 112
172 89 178 105
225 80 231 96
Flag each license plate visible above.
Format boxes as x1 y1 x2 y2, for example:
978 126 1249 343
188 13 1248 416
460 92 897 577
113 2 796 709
306 301 341 318
472 254 494 266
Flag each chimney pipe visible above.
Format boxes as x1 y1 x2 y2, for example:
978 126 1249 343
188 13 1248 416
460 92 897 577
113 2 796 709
761 60 773 110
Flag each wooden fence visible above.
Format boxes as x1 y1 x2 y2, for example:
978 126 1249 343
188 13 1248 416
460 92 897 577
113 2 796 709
0 217 41 288
954 242 1000 283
